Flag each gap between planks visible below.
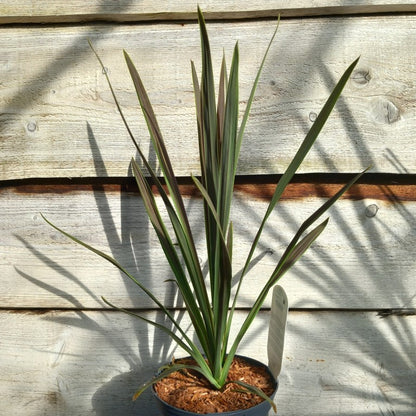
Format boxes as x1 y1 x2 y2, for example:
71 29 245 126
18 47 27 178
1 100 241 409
1 5 416 26
1 174 416 202
2 307 415 316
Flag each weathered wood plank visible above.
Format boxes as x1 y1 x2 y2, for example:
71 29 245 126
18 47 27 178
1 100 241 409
1 1 416 23
2 185 415 309
1 16 416 180
0 310 414 415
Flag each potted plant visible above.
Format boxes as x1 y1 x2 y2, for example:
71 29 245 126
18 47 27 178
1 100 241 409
43 8 366 415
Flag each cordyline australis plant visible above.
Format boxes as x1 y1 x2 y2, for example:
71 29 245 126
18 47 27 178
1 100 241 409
43 8 366 410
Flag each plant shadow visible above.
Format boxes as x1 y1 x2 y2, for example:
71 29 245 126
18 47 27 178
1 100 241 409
92 370 156 416
15 121 183 414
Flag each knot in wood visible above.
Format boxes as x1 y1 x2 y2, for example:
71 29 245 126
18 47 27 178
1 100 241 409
26 121 37 132
370 98 400 124
351 69 371 86
309 111 317 122
365 204 379 218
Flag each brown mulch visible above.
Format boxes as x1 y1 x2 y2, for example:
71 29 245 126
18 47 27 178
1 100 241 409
153 356 275 414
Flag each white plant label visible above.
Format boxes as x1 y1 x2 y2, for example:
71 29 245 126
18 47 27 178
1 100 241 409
267 285 288 380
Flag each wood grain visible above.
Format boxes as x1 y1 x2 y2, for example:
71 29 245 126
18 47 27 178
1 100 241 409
2 185 415 309
1 6 415 416
1 1 416 23
0 309 414 415
1 16 416 180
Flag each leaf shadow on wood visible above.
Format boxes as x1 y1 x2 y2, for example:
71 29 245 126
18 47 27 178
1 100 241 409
92 369 157 416
80 124 187 414
7 10 416 415
232 17 416 413
0 0 136 118
12 122 186 415
279 312 416 415
231 187 416 414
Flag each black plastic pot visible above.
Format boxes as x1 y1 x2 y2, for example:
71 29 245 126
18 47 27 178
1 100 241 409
152 355 278 416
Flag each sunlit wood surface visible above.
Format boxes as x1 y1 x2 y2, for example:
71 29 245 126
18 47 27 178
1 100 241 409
0 2 415 415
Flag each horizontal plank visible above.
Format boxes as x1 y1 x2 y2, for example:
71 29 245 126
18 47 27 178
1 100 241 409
0 310 414 415
1 1 416 24
2 185 415 309
1 16 416 180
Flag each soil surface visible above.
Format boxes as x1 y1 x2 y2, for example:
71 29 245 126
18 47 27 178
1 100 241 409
154 356 276 414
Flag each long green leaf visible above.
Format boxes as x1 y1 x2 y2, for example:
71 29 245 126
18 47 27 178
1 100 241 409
197 8 221 315
198 6 219 194
102 297 196 358
90 40 195 248
215 20 278 359
218 42 239 229
217 53 227 146
41 214 193 346
91 41 209 328
123 51 182 205
215 46 240 364
222 219 329 383
130 160 215 359
224 168 369 376
196 11 240 377
124 51 215 350
226 170 367 372
191 174 227 243
233 57 360 304
273 219 330 281
273 168 370 273
91 37 218 366
223 57 360 370
101 297 216 386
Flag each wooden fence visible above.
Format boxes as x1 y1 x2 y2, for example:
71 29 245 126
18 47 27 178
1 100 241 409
1 2 415 415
